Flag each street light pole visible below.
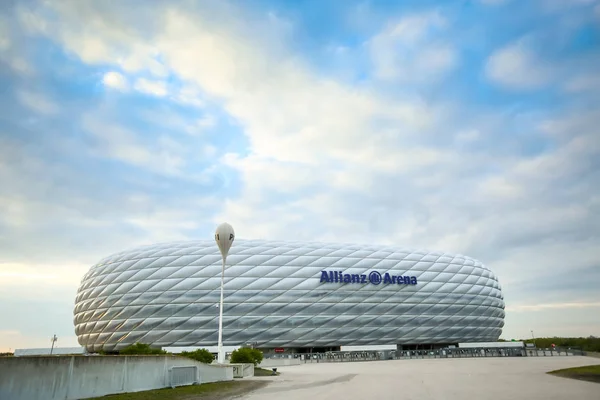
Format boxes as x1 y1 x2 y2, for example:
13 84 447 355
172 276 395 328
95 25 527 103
215 223 235 364
217 256 226 363
531 330 535 348
50 334 58 355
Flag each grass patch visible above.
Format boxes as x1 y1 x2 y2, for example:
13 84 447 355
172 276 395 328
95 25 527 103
254 367 280 376
90 380 268 399
548 364 600 384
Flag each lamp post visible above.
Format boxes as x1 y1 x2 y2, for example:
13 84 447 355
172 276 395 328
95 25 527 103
531 330 535 348
214 223 235 364
50 334 58 355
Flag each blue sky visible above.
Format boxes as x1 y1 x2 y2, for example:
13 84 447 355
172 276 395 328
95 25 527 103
0 0 599 351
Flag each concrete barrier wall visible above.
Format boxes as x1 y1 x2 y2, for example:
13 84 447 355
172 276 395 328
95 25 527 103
229 363 254 378
242 363 255 377
259 358 302 367
198 363 234 383
0 356 233 400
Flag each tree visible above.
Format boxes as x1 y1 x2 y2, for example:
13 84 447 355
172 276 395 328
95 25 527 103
230 348 263 365
521 337 600 352
180 348 214 364
118 343 167 355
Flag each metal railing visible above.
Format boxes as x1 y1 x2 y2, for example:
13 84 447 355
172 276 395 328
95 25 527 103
264 346 584 364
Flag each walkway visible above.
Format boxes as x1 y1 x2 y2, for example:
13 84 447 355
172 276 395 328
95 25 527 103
242 356 599 400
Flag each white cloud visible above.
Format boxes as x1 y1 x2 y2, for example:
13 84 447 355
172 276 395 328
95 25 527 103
14 1 440 169
506 302 600 312
477 176 522 199
174 86 205 108
485 39 554 90
16 90 59 115
13 2 459 252
102 71 128 90
17 7 50 36
81 113 184 175
79 110 222 184
197 115 216 128
8 57 34 75
133 78 168 96
4 0 600 347
0 263 87 287
455 129 480 143
0 135 221 265
136 108 216 136
0 16 34 75
564 73 600 92
203 144 217 157
369 12 457 82
16 0 599 251
118 53 169 78
0 20 9 51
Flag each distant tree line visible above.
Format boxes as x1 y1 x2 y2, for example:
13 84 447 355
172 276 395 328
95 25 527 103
230 347 263 366
109 343 263 365
117 343 167 355
523 336 600 352
180 348 214 364
498 336 599 352
0 352 13 357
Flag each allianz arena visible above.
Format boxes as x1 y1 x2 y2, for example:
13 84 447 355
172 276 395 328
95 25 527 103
74 240 505 353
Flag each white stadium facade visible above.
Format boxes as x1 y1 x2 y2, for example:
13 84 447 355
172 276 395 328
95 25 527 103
74 240 505 353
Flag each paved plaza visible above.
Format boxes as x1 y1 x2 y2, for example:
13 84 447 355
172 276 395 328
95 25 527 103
243 356 599 400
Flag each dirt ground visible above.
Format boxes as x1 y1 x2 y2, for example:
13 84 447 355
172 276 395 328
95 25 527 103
549 371 600 384
181 381 269 400
94 380 269 400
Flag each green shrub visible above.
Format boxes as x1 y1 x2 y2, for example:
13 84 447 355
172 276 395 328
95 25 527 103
119 343 167 355
180 348 215 364
230 348 263 366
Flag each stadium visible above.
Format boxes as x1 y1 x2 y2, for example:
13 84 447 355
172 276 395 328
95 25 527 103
74 240 505 353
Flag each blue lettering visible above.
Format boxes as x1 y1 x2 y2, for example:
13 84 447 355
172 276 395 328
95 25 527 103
320 271 330 283
319 270 418 286
383 273 393 284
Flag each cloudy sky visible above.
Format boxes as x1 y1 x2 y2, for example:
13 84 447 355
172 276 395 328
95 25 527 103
1 0 599 351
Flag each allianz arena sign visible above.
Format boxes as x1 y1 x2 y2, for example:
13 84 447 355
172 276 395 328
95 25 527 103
320 270 418 285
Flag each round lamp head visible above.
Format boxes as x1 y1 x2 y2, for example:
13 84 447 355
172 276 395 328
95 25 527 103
215 222 235 259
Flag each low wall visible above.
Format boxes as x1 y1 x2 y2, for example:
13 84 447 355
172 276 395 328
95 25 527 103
259 358 302 367
229 363 255 378
0 355 233 400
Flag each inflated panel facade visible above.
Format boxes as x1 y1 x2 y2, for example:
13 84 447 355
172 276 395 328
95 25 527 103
74 240 505 352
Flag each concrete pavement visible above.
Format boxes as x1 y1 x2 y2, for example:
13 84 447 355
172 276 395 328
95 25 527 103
242 356 599 400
